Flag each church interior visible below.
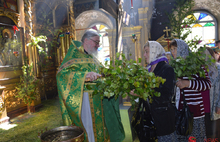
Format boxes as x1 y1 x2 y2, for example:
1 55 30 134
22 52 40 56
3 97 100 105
0 0 220 141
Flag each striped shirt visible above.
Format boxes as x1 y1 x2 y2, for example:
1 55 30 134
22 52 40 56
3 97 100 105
178 66 211 119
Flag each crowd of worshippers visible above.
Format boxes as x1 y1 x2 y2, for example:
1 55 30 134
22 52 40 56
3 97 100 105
57 30 220 142
141 39 220 142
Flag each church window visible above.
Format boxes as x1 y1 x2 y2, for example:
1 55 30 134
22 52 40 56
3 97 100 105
89 23 110 64
55 5 68 28
35 2 53 26
182 12 217 47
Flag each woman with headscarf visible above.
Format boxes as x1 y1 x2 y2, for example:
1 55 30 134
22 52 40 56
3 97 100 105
144 41 176 141
170 39 211 142
205 47 220 139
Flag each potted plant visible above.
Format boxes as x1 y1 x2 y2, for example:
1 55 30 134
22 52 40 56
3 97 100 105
15 58 39 113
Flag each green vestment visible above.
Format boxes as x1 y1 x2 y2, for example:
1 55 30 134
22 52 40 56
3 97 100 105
56 40 125 142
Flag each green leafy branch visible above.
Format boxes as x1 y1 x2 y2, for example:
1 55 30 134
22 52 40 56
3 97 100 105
15 58 39 110
87 53 166 106
166 0 196 40
169 41 215 79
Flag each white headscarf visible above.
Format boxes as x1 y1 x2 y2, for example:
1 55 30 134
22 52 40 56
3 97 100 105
146 41 168 72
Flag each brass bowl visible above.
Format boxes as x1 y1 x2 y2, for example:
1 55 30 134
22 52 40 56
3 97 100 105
40 126 84 142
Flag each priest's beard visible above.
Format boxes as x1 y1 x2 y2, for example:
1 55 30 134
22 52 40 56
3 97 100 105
87 48 102 68
87 49 98 58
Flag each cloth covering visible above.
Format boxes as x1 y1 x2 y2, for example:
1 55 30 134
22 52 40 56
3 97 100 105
175 39 190 58
146 41 168 72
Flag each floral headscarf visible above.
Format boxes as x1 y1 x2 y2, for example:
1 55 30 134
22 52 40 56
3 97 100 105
173 39 190 109
146 41 168 72
175 39 190 58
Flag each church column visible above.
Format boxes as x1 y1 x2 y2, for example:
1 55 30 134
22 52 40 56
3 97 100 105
18 0 25 27
133 26 143 66
138 7 149 44
69 0 76 40
106 29 116 65
24 0 33 59
24 0 40 77
142 0 153 7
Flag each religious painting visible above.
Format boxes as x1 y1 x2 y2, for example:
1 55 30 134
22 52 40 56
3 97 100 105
0 0 18 13
55 5 68 28
0 24 24 66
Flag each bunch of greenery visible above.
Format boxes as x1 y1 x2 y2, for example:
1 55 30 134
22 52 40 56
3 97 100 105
166 0 196 40
169 40 215 79
87 53 166 105
16 58 39 111
27 35 53 72
35 9 63 67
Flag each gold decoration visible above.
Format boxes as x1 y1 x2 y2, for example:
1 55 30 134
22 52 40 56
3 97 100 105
57 47 61 66
0 9 19 25
163 26 171 37
98 130 102 136
60 36 66 59
65 33 70 52
2 29 12 39
96 109 100 116
69 0 76 40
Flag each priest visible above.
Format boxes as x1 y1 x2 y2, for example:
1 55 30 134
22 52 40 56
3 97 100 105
56 30 125 142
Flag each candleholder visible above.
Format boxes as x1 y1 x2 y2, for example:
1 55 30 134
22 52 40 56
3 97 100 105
131 34 137 43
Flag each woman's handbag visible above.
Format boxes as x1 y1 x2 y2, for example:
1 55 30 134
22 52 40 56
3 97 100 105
175 91 193 136
131 99 157 142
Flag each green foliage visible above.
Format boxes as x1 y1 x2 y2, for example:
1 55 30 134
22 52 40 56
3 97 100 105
169 43 215 79
15 58 39 108
35 9 63 65
27 35 53 71
87 53 166 106
27 35 47 54
166 0 196 40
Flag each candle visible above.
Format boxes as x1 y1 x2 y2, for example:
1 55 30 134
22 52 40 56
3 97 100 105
131 0 133 8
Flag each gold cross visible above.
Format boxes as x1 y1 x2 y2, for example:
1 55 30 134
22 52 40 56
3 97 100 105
96 109 100 116
163 26 171 37
98 130 102 136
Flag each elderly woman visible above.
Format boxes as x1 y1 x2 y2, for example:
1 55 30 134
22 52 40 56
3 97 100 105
170 39 211 142
144 41 176 141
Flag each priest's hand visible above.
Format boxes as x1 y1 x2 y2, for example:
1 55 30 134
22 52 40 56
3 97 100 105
216 107 220 114
130 89 140 97
85 72 101 82
176 78 190 89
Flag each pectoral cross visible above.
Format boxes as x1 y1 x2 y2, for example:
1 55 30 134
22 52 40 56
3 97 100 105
163 26 171 37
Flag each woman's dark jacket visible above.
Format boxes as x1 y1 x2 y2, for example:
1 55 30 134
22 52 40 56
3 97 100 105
151 61 176 136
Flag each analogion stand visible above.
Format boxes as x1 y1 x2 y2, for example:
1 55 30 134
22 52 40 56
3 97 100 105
119 96 136 142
